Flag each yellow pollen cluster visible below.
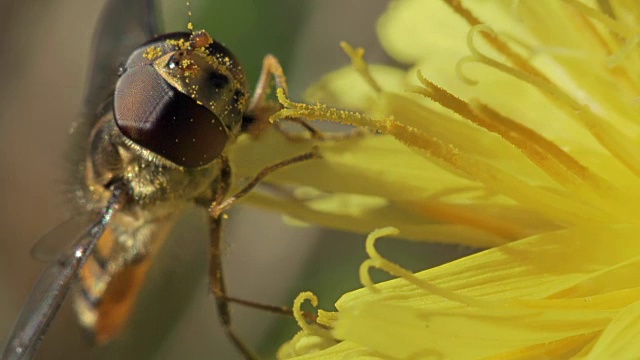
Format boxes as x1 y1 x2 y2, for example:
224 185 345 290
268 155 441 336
166 38 189 50
188 84 199 98
142 46 162 60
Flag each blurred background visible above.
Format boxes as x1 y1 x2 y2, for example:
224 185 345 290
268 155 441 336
0 0 476 359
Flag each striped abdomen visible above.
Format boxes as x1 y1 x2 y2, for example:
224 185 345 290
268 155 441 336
73 217 174 344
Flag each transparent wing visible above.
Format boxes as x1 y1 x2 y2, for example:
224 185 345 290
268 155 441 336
1 253 83 360
84 0 160 118
29 213 95 263
1 188 124 360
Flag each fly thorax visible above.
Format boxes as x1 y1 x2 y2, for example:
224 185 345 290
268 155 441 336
86 118 222 208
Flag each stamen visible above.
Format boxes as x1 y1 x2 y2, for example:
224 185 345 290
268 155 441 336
510 0 523 22
440 0 545 79
317 310 338 328
467 24 496 58
562 0 633 37
359 227 492 307
459 25 640 181
255 189 524 246
293 292 317 333
596 0 616 20
608 33 640 68
500 35 590 60
456 57 479 86
468 101 602 189
414 71 610 193
405 200 536 243
340 42 382 93
472 103 635 220
273 88 389 127
561 0 640 69
273 89 611 225
292 292 331 337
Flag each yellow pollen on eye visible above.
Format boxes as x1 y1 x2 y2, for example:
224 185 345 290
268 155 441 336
142 46 162 60
166 38 190 51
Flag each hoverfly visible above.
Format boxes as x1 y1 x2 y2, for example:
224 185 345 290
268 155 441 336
1 0 319 358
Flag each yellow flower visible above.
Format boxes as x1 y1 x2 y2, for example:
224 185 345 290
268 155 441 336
244 0 640 358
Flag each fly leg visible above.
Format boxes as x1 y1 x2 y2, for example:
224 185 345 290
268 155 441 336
246 55 366 141
247 54 289 113
206 151 320 359
208 215 258 360
210 150 319 218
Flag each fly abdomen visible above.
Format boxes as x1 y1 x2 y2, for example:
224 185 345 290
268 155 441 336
72 217 175 345
73 227 118 339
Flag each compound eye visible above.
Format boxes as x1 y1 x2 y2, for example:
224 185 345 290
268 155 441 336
114 65 229 168
208 71 229 90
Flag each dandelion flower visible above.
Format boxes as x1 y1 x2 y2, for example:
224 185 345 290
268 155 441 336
254 0 640 358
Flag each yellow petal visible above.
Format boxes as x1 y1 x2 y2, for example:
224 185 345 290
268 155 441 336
586 299 640 358
333 301 607 359
338 225 640 309
276 0 640 357
284 226 640 359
